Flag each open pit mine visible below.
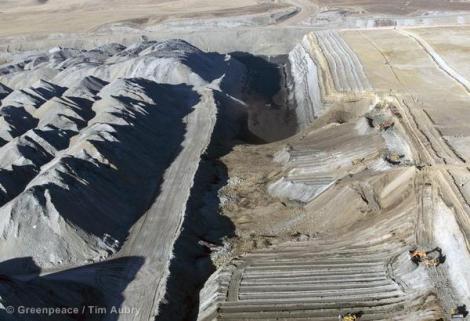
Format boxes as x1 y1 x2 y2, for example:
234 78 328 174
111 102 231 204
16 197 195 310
1 1 470 321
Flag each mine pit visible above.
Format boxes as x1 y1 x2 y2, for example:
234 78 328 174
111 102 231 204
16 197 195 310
2 2 470 321
229 52 297 144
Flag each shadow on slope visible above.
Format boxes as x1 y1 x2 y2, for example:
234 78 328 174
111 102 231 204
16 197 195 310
49 79 199 246
0 80 202 272
157 53 299 320
157 92 249 321
229 52 296 143
0 256 144 321
47 81 201 247
158 159 236 321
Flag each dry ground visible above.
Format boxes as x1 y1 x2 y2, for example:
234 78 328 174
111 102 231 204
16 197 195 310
3 2 470 320
0 0 286 36
316 0 470 15
3 0 470 37
197 26 470 320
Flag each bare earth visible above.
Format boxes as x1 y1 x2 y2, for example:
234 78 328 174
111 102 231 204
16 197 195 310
2 1 470 321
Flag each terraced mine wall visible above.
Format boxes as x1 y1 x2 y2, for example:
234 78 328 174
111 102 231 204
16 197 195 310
288 37 323 129
0 40 254 321
0 33 377 320
5 26 470 321
157 53 301 321
0 38 306 321
269 30 379 204
287 30 373 130
196 28 470 321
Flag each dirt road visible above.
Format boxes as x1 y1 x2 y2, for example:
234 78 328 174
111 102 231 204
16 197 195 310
278 0 318 25
114 89 217 321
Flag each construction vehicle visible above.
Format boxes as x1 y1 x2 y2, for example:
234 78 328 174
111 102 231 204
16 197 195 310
451 305 468 319
339 311 363 321
409 247 445 267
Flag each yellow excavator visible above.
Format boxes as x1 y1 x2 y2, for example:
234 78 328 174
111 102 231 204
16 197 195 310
409 247 445 267
339 312 363 321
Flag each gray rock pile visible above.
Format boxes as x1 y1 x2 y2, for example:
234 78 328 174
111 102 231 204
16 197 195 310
0 39 246 272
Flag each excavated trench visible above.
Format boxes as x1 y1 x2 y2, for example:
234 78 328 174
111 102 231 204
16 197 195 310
230 52 297 144
0 39 303 321
182 35 470 321
5 32 469 321
158 52 299 321
157 27 470 321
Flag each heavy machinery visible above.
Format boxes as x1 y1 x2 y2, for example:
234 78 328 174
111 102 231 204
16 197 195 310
409 247 445 267
339 312 363 321
451 305 468 319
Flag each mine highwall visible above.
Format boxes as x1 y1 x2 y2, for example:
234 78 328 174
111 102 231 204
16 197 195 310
287 37 323 130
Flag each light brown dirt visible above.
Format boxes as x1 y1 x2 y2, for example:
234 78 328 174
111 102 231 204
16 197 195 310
0 0 286 36
315 0 470 15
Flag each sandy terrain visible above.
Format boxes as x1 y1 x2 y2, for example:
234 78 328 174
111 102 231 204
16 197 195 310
198 23 470 321
316 0 470 15
3 0 470 38
0 0 289 36
2 1 470 321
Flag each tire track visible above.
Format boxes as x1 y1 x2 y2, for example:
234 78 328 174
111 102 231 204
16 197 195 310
116 88 218 321
398 29 470 94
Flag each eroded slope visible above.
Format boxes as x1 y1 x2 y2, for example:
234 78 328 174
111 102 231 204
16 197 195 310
0 39 247 321
198 28 470 321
